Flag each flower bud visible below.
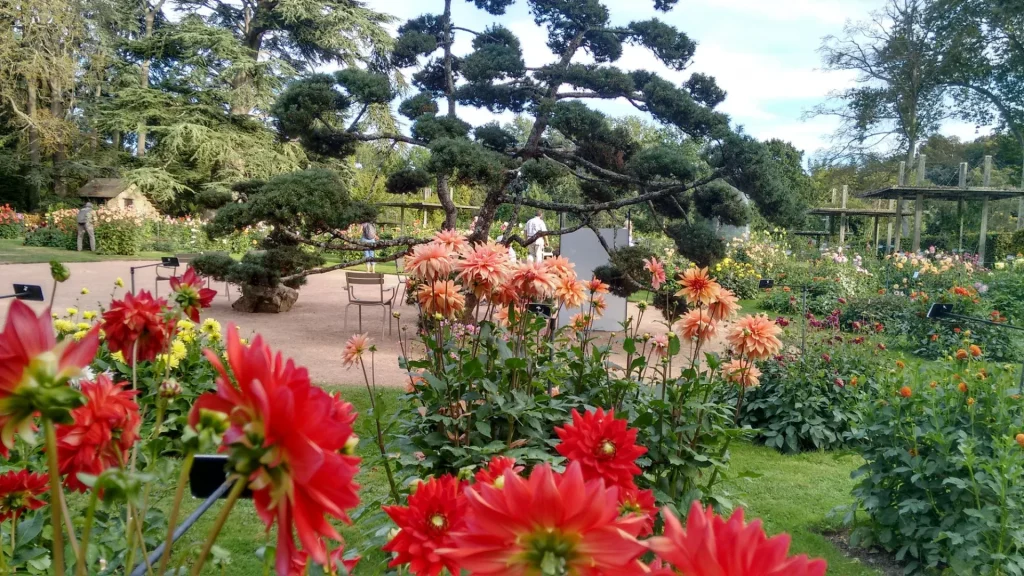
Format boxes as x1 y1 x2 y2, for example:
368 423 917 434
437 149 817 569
343 435 359 456
159 379 182 398
50 261 70 283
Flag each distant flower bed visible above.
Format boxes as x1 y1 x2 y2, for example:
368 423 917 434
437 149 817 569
0 204 25 239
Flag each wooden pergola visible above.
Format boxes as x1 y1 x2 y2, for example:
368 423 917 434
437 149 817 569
377 201 480 235
857 155 1024 262
807 184 913 249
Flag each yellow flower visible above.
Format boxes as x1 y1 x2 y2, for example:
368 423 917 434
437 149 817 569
114 277 124 288
157 354 180 369
201 318 221 335
177 319 195 332
82 311 96 320
51 312 59 319
80 287 90 295
72 330 89 341
207 331 222 343
240 338 249 345
180 331 195 343
76 322 91 331
65 307 78 316
53 319 75 333
171 340 188 361
111 351 126 364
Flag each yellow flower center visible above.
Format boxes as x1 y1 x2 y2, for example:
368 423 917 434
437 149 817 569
429 513 447 531
599 439 616 457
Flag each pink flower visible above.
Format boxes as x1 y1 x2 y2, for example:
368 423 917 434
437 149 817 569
643 257 667 290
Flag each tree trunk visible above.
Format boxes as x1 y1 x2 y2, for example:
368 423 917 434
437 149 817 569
50 77 67 196
26 76 40 168
137 5 156 156
436 175 458 230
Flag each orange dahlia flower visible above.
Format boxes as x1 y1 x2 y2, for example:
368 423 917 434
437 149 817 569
586 277 610 294
454 242 510 297
416 280 466 318
341 333 371 367
432 230 467 253
591 294 608 317
969 344 982 357
652 333 671 357
383 474 467 576
189 329 361 575
555 408 647 490
708 287 740 321
676 267 721 305
508 261 558 301
648 502 827 576
722 359 762 388
955 348 969 360
555 276 587 309
673 309 717 343
727 314 782 360
407 243 454 282
543 256 576 280
440 462 647 575
643 257 667 290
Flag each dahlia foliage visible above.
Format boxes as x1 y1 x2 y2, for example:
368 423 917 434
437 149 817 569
382 408 826 576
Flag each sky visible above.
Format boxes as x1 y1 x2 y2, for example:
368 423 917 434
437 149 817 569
364 0 990 160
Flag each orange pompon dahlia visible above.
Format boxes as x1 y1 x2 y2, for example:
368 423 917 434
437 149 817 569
648 502 827 576
341 333 371 368
673 309 717 343
188 329 361 575
416 280 467 319
543 256 576 280
0 470 49 522
432 230 468 253
407 243 454 282
727 314 783 360
474 456 523 487
168 267 217 322
454 242 510 297
619 487 658 537
708 288 740 322
555 276 587 309
722 359 762 388
440 462 648 575
644 257 667 290
675 267 721 305
383 475 468 576
586 277 610 294
56 374 141 492
555 408 647 490
102 290 173 364
508 262 558 301
969 344 982 357
0 300 99 454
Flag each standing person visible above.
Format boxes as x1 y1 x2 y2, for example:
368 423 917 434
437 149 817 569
524 210 547 263
361 220 378 272
77 202 96 252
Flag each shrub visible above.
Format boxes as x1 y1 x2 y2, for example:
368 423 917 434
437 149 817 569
728 332 882 453
24 226 75 249
0 204 23 238
92 208 145 255
847 358 1024 574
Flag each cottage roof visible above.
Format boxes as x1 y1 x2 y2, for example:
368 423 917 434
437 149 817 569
77 178 130 199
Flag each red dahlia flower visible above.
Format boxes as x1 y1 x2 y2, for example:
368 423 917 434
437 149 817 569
0 469 49 521
440 462 648 575
169 267 216 322
0 300 99 454
383 475 468 576
474 455 523 487
101 291 173 364
648 501 827 576
288 549 359 576
56 375 141 492
619 487 658 536
555 408 647 490
189 328 360 576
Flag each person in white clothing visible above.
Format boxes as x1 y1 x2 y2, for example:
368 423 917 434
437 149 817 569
524 210 547 263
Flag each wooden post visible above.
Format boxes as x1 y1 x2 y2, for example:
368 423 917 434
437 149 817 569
839 185 848 245
912 155 925 252
873 215 880 256
894 195 904 253
886 200 894 254
957 162 967 252
980 156 992 263
399 205 406 236
898 161 906 186
422 188 430 227
916 154 927 185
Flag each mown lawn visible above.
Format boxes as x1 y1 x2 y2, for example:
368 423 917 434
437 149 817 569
158 386 878 575
0 238 171 264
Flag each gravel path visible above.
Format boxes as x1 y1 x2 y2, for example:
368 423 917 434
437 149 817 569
0 260 730 386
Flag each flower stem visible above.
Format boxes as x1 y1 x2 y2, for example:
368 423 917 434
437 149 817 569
158 452 195 575
75 490 100 576
190 478 246 576
43 420 65 576
59 488 80 559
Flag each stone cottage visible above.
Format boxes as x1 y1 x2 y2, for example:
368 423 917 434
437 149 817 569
76 179 157 216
